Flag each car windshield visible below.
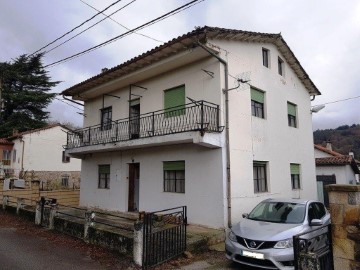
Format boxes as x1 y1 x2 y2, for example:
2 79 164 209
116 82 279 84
248 201 306 224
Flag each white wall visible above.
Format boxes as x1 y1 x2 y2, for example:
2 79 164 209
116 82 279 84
316 165 357 185
314 148 333 158
210 39 318 223
11 126 81 175
80 144 225 228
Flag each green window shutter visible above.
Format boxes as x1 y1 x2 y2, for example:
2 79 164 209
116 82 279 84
99 165 110 174
164 85 185 116
290 164 300 175
163 161 185 171
251 88 264 103
287 102 297 116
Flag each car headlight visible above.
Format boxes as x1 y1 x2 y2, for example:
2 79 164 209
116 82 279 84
274 238 293 249
228 230 237 242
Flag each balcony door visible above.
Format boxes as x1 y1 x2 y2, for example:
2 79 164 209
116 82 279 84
128 163 140 212
129 99 140 139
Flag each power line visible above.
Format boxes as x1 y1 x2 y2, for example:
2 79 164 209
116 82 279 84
45 0 137 54
31 0 124 55
45 0 204 68
79 0 163 43
313 95 360 107
54 97 83 111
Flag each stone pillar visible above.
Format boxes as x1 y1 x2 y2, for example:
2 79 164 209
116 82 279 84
84 211 95 242
35 200 42 225
49 205 58 230
326 184 360 270
16 198 24 215
2 195 8 210
133 220 144 267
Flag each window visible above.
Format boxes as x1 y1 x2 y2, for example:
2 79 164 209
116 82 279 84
163 161 185 193
290 163 301 189
164 85 185 117
251 88 265 118
2 150 11 165
253 161 268 193
98 165 110 189
62 151 70 163
287 102 297 127
101 106 112 130
61 175 69 187
278 57 284 76
12 149 16 163
262 48 270 68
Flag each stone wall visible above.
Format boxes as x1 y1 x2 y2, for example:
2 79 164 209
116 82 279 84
33 171 80 189
327 184 360 270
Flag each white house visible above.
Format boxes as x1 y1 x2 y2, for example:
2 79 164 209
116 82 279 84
314 143 359 206
62 26 320 228
7 124 81 188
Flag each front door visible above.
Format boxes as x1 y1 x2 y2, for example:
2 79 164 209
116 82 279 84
128 163 140 212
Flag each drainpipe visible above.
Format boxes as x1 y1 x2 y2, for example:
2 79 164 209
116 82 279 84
197 42 232 228
20 137 25 171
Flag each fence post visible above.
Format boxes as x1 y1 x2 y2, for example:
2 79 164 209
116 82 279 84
133 220 144 266
84 210 95 242
35 199 42 225
49 204 58 230
2 195 8 210
16 198 24 215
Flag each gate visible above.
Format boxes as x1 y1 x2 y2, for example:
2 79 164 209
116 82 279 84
293 224 334 270
39 197 57 227
142 206 187 269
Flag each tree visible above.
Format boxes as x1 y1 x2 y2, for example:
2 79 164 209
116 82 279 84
0 53 59 137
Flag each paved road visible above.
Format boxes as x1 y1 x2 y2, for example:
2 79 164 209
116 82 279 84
0 227 105 270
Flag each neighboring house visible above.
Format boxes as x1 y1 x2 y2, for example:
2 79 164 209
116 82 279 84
0 138 14 177
314 143 360 206
62 26 319 228
5 124 81 188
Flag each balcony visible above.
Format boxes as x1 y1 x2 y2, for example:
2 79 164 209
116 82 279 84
65 101 224 155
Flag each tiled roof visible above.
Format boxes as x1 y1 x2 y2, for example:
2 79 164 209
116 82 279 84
0 138 14 145
314 144 343 157
316 156 360 174
7 124 70 140
61 26 320 98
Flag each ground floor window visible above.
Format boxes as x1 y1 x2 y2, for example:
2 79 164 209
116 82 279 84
163 161 185 193
61 175 69 187
253 161 268 193
98 164 110 189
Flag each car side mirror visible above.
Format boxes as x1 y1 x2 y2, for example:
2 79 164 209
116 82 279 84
310 219 323 226
242 213 249 218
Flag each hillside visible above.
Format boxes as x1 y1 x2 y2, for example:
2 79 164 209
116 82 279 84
313 124 360 160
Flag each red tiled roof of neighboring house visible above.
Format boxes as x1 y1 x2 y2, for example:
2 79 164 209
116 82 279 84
0 138 14 145
316 156 360 174
61 26 320 98
314 144 343 157
7 124 71 140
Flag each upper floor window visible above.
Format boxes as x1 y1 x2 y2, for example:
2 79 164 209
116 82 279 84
164 85 185 117
163 161 185 193
290 163 301 189
287 102 297 128
251 88 265 118
2 150 11 165
262 48 270 68
101 106 112 130
98 164 110 189
278 57 284 76
253 161 268 193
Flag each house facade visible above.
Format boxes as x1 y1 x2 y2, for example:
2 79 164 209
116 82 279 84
63 27 319 228
314 144 359 206
6 124 81 188
0 138 14 177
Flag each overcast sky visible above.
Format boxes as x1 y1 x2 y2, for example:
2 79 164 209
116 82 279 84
0 0 359 130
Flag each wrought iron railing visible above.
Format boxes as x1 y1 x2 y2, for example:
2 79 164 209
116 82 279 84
66 100 222 149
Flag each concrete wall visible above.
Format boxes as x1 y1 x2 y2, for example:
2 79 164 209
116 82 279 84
326 184 360 270
80 144 225 228
11 126 81 177
317 165 358 185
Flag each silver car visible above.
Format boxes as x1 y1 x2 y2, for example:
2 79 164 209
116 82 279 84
225 198 330 270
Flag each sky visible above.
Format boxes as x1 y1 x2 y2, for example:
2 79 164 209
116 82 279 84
0 0 359 130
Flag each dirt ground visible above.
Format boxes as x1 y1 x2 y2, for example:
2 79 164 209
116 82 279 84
0 211 231 270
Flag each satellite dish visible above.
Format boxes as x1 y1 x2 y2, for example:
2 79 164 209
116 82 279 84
233 71 251 92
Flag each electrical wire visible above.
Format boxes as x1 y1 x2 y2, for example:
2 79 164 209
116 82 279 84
79 0 164 43
45 0 204 68
45 0 137 54
54 97 83 111
313 95 360 107
31 0 125 55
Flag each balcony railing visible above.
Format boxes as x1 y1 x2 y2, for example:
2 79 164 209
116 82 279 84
66 100 223 150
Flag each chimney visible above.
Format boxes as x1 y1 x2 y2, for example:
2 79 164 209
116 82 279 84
12 129 19 136
349 151 354 158
101 68 108 73
326 141 332 151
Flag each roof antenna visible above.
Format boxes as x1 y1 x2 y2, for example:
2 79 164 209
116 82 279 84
201 69 214 78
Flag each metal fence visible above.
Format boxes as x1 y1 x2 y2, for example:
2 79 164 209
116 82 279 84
142 206 187 269
293 224 334 270
66 101 222 149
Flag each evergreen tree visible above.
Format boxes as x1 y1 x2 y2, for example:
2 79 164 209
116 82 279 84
0 53 59 137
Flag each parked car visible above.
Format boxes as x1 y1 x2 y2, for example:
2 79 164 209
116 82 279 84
225 198 330 270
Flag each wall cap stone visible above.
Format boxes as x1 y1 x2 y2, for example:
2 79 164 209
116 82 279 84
326 184 360 192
